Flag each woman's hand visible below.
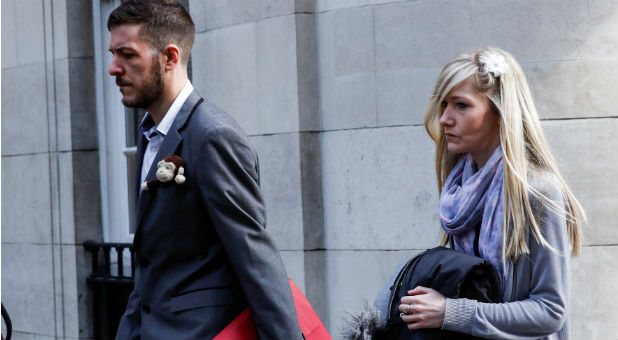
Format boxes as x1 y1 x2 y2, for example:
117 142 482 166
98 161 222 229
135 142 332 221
398 286 446 330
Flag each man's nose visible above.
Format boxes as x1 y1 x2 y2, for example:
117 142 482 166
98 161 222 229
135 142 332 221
109 57 123 76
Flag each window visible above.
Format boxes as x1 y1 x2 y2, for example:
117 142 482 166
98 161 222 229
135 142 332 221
94 0 135 242
93 0 191 242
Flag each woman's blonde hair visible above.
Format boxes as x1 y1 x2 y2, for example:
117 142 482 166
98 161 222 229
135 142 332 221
424 47 584 260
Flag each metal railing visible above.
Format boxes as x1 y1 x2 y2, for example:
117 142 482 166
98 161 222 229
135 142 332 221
83 241 135 340
1 303 12 340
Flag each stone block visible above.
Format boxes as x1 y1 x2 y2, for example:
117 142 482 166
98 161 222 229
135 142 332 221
1 153 52 244
295 14 320 132
70 151 103 244
320 125 441 250
295 0 316 13
50 0 69 61
54 58 72 152
255 15 300 133
303 250 330 329
1 62 50 156
374 0 618 71
189 0 294 32
571 245 618 339
525 60 618 120
374 2 430 72
314 0 398 12
320 73 378 130
56 151 75 245
192 15 299 136
1 244 56 336
333 6 375 76
16 0 47 66
280 250 306 292
376 67 441 127
543 119 618 246
320 249 422 334
66 0 94 58
68 58 98 150
10 331 56 340
317 9 378 130
1 0 18 69
58 245 95 339
248 133 303 250
300 132 325 250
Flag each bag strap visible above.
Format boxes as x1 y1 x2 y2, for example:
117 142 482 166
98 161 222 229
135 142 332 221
385 249 428 326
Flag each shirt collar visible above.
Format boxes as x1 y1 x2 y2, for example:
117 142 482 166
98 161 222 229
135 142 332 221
139 80 194 139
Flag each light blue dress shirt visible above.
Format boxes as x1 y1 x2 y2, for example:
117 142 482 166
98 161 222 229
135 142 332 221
139 80 194 185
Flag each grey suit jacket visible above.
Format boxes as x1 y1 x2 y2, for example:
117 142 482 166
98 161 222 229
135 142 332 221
115 91 302 340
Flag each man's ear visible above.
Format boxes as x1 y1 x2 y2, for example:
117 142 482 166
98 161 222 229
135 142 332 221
163 44 181 70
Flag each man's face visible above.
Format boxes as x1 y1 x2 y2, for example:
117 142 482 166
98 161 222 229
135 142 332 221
108 24 163 109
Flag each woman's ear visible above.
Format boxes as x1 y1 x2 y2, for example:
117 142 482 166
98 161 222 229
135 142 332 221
163 44 181 70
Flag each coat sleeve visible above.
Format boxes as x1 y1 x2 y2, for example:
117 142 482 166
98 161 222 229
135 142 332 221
441 173 571 339
115 267 142 340
195 124 303 340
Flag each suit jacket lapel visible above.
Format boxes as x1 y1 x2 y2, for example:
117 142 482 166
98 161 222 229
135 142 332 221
134 91 204 234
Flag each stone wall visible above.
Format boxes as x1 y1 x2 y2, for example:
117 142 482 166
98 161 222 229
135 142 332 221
1 0 101 339
188 1 618 339
1 0 616 339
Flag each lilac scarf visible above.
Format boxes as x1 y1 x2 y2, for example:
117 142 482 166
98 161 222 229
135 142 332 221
440 147 505 283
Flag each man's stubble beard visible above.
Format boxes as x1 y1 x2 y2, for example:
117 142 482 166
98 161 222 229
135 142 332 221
122 55 164 109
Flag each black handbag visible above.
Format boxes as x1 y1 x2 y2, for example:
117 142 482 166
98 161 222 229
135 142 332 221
374 246 501 340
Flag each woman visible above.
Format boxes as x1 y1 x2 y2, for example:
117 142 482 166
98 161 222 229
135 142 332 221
397 47 584 339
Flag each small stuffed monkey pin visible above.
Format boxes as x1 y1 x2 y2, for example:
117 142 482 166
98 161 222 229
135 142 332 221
141 155 186 191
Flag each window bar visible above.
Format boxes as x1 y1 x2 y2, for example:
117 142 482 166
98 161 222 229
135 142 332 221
116 245 125 277
103 245 111 277
90 245 100 276
130 246 136 277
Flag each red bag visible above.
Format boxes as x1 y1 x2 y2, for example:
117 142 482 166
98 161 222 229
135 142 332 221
213 279 332 340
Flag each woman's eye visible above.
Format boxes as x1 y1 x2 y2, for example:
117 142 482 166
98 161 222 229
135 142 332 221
455 102 469 110
440 101 448 109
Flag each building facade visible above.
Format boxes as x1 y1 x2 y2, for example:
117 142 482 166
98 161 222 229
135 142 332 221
2 0 617 339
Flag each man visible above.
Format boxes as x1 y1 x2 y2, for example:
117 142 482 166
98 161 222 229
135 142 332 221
108 1 302 339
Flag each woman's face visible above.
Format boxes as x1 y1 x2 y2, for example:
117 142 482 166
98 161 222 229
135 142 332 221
439 77 501 167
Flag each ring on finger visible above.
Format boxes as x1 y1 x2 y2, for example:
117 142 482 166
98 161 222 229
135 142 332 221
403 304 411 315
399 312 405 318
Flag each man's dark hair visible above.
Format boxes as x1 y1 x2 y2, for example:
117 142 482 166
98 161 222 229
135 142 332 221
107 0 195 64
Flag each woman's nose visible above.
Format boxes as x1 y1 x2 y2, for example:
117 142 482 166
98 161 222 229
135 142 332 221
439 108 453 126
